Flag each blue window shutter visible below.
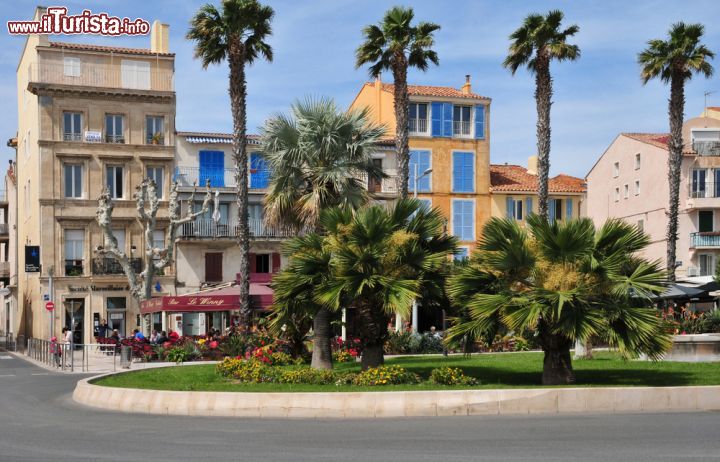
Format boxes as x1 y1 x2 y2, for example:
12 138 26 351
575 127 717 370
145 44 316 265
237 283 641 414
250 152 269 189
525 197 533 219
465 201 474 240
431 102 443 137
474 105 485 139
453 202 462 238
443 103 453 137
410 150 431 192
548 199 556 222
565 198 573 220
199 150 225 187
506 197 514 219
453 152 474 193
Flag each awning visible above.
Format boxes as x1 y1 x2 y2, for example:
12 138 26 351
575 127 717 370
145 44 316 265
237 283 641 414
140 283 273 314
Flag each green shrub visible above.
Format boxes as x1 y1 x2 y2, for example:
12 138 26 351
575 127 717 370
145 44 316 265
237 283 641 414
278 368 336 385
166 342 200 364
385 332 445 355
352 366 419 386
429 366 478 386
513 336 530 351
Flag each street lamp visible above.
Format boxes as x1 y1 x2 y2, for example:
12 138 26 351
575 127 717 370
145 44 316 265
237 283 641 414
413 165 433 199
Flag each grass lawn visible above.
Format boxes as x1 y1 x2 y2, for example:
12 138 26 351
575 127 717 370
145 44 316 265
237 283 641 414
93 351 720 393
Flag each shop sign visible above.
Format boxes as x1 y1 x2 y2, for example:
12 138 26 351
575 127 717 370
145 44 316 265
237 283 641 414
25 246 40 272
68 285 130 292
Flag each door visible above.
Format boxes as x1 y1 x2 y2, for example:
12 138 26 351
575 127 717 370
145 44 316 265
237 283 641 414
699 211 714 233
205 252 223 282
368 159 383 193
64 299 85 344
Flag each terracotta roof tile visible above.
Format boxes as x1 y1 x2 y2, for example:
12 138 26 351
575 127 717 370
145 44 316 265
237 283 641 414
490 164 586 193
368 81 490 101
49 41 174 57
622 132 696 155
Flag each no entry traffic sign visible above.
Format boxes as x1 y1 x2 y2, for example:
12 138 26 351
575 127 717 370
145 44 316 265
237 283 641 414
45 301 55 311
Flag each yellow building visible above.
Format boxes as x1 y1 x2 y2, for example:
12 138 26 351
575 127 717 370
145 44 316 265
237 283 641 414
490 156 586 225
15 7 175 343
349 76 491 257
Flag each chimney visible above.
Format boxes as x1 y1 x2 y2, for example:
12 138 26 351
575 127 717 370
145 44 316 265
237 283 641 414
461 74 472 95
527 156 538 175
151 20 170 53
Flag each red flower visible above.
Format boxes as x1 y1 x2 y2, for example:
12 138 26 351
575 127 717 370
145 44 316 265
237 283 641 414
209 341 218 349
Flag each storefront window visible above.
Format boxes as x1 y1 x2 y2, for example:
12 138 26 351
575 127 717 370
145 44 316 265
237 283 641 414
107 297 127 337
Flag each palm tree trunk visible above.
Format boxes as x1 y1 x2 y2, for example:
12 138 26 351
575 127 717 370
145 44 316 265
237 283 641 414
357 301 388 370
534 53 552 222
228 39 251 329
539 320 575 385
392 55 410 199
311 307 333 369
666 72 685 282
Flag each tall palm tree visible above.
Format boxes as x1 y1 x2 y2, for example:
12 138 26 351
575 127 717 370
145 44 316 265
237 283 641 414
187 0 274 329
356 6 440 198
503 10 579 221
446 215 671 385
262 97 386 369
315 199 457 369
638 23 714 281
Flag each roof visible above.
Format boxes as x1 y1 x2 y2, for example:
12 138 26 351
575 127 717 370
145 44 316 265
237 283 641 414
367 81 490 101
176 131 261 145
490 164 586 193
48 41 174 57
622 132 696 155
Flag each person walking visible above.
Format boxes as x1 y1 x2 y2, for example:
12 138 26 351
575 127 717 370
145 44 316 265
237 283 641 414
49 336 61 368
97 319 109 338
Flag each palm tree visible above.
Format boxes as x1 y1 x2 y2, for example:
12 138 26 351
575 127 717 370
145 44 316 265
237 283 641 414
503 10 579 220
262 97 386 369
638 23 714 281
187 0 274 329
446 215 671 385
356 6 440 198
315 199 457 369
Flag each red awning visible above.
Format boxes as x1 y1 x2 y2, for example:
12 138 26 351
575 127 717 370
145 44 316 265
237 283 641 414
140 283 273 314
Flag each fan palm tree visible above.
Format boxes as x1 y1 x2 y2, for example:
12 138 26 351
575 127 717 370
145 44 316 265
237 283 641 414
638 23 714 281
261 97 386 369
187 0 274 328
315 199 457 369
503 10 579 220
356 6 440 198
446 215 672 385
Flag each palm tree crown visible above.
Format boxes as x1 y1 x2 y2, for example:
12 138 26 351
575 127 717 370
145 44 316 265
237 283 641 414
186 0 274 68
638 22 714 84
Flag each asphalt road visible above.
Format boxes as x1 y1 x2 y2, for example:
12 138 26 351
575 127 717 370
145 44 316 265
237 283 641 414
1 352 720 462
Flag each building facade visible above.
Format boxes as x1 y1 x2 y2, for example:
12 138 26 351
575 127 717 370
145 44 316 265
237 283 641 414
586 113 720 278
349 77 492 252
16 7 176 343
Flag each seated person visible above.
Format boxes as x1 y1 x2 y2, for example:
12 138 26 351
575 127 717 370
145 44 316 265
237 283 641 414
167 329 180 342
132 328 146 341
155 331 168 344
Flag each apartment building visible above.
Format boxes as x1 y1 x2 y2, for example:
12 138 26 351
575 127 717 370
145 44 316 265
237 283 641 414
490 156 586 245
586 112 720 278
15 7 176 343
0 160 14 348
349 76 492 252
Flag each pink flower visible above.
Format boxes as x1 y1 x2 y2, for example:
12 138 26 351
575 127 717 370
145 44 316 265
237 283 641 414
209 341 218 349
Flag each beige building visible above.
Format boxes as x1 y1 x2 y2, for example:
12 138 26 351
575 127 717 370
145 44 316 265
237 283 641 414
1 158 15 348
586 112 720 278
15 7 176 343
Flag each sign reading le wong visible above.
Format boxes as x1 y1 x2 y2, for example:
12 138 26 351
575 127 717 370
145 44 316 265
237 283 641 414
25 245 40 272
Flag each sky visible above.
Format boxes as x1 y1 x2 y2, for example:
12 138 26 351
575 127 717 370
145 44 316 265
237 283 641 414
1 0 719 178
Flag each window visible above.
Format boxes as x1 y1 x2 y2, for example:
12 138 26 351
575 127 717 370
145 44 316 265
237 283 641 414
454 247 470 261
63 57 80 77
106 166 124 199
549 198 563 222
409 103 428 134
152 230 165 250
637 219 644 232
64 164 82 198
146 116 164 145
121 60 150 89
146 167 164 198
64 229 84 276
506 197 523 221
452 200 474 241
105 114 124 143
112 229 126 253
255 254 270 273
613 162 619 178
635 180 640 196
692 169 707 198
453 105 472 136
199 150 225 187
699 210 714 233
452 152 474 193
250 152 269 189
63 112 82 142
614 187 620 202
624 184 629 199
107 297 127 337
635 153 641 170
248 204 263 222
699 254 714 276
409 150 431 192
204 252 223 282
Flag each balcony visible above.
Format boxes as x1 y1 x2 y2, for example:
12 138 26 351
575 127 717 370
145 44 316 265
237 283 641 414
63 132 82 142
693 141 720 156
92 257 141 275
453 121 472 137
408 118 428 134
686 181 720 210
28 61 174 92
146 134 165 146
105 134 125 144
64 259 84 276
690 232 720 248
179 219 299 240
174 166 269 190
356 169 400 195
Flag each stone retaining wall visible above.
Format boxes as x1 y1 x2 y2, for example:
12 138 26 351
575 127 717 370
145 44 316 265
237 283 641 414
73 376 720 418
